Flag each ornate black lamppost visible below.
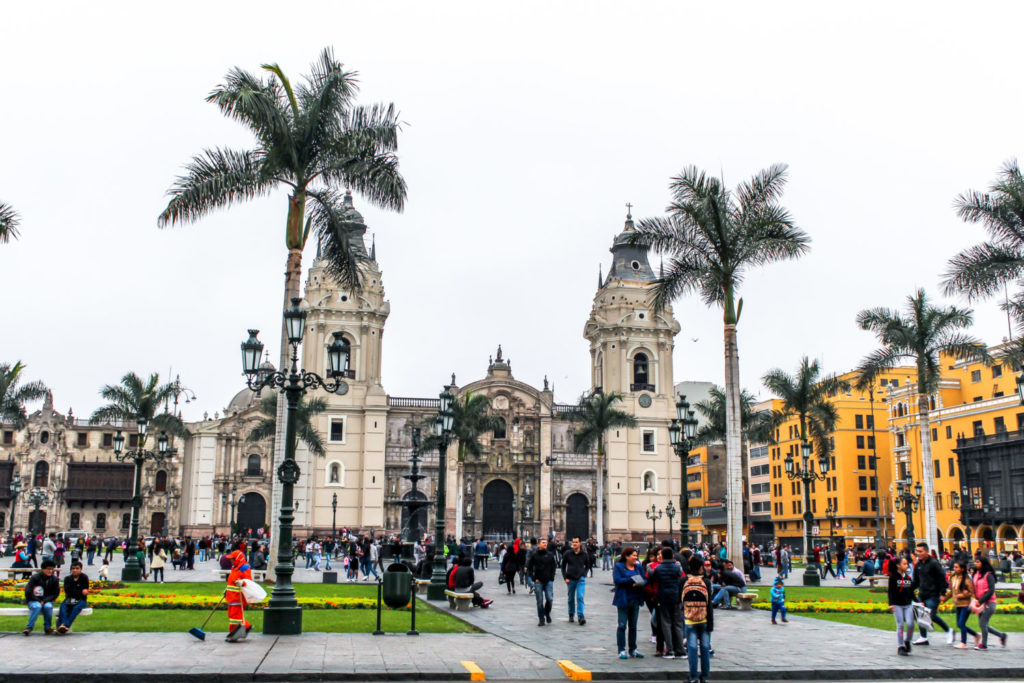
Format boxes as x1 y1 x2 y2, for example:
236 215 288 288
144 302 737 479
669 395 699 547
893 473 921 551
239 298 351 635
665 500 676 546
27 486 49 538
951 487 978 558
113 420 174 582
784 439 829 586
222 486 246 536
427 386 455 601
825 500 838 553
544 455 557 539
645 504 662 548
8 472 21 550
332 492 338 541
983 496 1002 553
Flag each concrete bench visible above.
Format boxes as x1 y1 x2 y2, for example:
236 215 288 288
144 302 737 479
0 607 93 617
0 568 36 580
414 579 430 595
736 592 758 611
867 575 887 589
444 589 473 611
216 570 267 582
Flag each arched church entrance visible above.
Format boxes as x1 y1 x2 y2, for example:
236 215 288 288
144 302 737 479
566 493 590 541
237 493 266 536
482 479 514 541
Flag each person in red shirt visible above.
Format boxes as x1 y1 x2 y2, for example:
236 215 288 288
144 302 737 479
225 544 253 642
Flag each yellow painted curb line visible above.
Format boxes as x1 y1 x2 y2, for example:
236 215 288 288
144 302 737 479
460 660 485 681
557 660 592 681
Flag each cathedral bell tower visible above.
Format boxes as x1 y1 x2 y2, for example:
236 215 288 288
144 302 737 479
584 208 681 541
298 191 390 532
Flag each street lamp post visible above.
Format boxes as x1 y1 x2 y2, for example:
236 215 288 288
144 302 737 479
784 439 829 586
868 388 885 551
544 455 557 539
332 492 338 541
162 485 179 538
113 420 174 582
239 298 352 635
518 496 527 540
893 472 922 551
427 386 455 601
645 504 662 548
27 487 50 539
8 472 21 551
665 500 676 546
951 487 977 558
984 496 1001 553
825 501 838 552
669 395 699 548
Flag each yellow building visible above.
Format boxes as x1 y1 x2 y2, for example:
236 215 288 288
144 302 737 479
768 368 917 553
887 348 1024 553
684 444 727 545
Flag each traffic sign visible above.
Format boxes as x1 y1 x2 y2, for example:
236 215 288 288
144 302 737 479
811 525 820 535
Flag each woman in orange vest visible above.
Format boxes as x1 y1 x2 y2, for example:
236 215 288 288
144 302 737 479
225 544 253 642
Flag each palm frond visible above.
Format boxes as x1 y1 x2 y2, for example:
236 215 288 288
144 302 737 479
158 148 275 227
0 202 21 243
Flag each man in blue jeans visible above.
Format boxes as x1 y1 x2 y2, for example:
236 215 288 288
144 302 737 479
57 561 90 633
711 559 745 608
561 537 588 625
527 538 557 626
683 556 712 683
23 559 60 635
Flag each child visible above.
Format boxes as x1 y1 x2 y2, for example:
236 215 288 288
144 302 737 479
888 556 916 655
98 559 110 581
770 577 787 624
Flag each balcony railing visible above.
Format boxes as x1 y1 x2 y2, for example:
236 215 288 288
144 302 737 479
388 397 441 408
630 383 655 392
957 427 1024 448
245 468 263 477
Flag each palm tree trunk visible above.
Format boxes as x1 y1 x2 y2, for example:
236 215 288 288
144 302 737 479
917 395 939 551
723 323 743 563
595 439 604 545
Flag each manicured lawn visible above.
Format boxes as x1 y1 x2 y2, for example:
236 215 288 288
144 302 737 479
0 583 477 634
744 585 1018 603
801 610 1024 633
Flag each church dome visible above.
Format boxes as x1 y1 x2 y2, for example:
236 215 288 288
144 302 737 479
227 388 256 413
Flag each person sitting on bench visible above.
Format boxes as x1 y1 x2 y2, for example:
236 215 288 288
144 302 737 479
57 561 90 634
852 552 877 585
449 556 492 608
23 559 60 636
415 551 435 580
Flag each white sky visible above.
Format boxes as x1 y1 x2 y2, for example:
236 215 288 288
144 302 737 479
2 1 1022 422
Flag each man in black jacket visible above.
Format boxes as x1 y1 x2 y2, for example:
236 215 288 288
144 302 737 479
911 542 950 645
451 556 492 607
561 537 589 625
57 561 90 634
527 538 557 626
23 559 60 635
652 547 685 658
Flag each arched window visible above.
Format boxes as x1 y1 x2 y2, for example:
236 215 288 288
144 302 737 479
121 513 131 530
33 461 48 487
155 470 167 492
633 353 650 389
929 396 936 411
493 417 507 440
96 513 107 530
326 460 344 486
70 512 80 529
642 469 657 493
246 454 261 476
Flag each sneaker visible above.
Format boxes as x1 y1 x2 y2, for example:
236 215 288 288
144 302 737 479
57 625 68 634
1000 633 1008 647
546 614 551 624
21 629 30 636
482 599 493 608
781 618 788 623
569 614 574 623
44 628 54 635
975 644 988 650
578 617 586 626
538 618 545 626
912 637 929 646
771 620 777 625
974 633 982 647
954 642 968 649
947 629 956 645
897 646 908 656
629 651 643 658
663 654 675 660
619 651 628 659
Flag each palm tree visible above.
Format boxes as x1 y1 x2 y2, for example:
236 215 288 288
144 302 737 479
628 164 810 561
571 391 638 544
158 48 407 570
855 289 989 550
943 160 1024 300
88 372 188 439
246 395 327 456
0 202 20 243
0 362 48 429
692 386 775 447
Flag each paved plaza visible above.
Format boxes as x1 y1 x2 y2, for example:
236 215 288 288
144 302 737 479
0 556 1022 680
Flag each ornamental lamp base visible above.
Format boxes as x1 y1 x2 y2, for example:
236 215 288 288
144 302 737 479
802 566 821 587
426 581 447 601
120 566 142 583
262 605 302 635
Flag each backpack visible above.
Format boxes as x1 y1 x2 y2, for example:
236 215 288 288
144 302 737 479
682 576 709 624
220 554 233 570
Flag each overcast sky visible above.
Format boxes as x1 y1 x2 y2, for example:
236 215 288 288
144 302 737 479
2 1 1022 423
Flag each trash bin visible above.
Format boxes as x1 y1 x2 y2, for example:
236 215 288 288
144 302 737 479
382 562 411 608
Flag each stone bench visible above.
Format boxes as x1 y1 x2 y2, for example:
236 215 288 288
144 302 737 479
444 589 473 611
414 579 430 595
867 575 887 589
736 592 758 611
216 570 267 582
0 568 47 580
0 607 93 617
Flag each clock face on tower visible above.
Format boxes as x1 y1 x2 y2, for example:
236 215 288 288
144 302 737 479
638 393 652 408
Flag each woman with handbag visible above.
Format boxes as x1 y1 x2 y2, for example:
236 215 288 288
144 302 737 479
942 560 978 648
612 547 646 660
971 557 1007 650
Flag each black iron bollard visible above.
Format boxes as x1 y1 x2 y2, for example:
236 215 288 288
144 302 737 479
373 576 384 635
407 583 419 636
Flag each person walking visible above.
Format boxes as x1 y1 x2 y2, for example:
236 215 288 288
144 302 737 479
150 545 166 583
770 576 788 624
888 555 916 656
912 542 951 646
652 547 685 659
612 546 646 660
527 538 557 627
972 557 1007 650
942 560 978 648
224 543 253 642
835 545 847 578
601 544 612 571
683 555 711 683
778 545 790 580
562 537 589 625
500 545 518 594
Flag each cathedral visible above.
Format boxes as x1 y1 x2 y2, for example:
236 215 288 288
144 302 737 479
1 195 684 542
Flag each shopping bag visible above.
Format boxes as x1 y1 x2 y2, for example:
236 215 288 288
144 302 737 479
240 578 268 604
913 602 933 631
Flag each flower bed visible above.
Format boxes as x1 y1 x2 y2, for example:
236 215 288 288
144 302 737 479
751 599 1024 614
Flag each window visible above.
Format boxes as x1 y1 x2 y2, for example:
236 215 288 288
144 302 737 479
971 369 982 383
857 455 866 469
2 431 12 445
330 418 346 442
973 396 983 403
326 460 344 486
866 415 874 429
492 417 507 440
751 464 769 476
871 498 878 511
751 501 771 513
1018 413 1024 431
751 482 770 494
245 454 261 476
867 436 875 449
121 513 131 530
931 428 938 442
826 478 831 492
33 461 48 487
642 470 657 492
993 364 1003 378
973 420 984 436
948 458 955 477
935 493 943 510
946 425 952 439
934 460 940 478
860 497 868 511
155 470 167 492
632 353 650 388
812 499 817 513
102 433 113 448
855 415 864 429
96 513 106 530
642 429 656 453
896 432 905 447
856 435 865 449
891 379 900 386
995 416 1006 433
69 512 80 529
76 433 88 447
129 434 139 448
858 476 867 490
